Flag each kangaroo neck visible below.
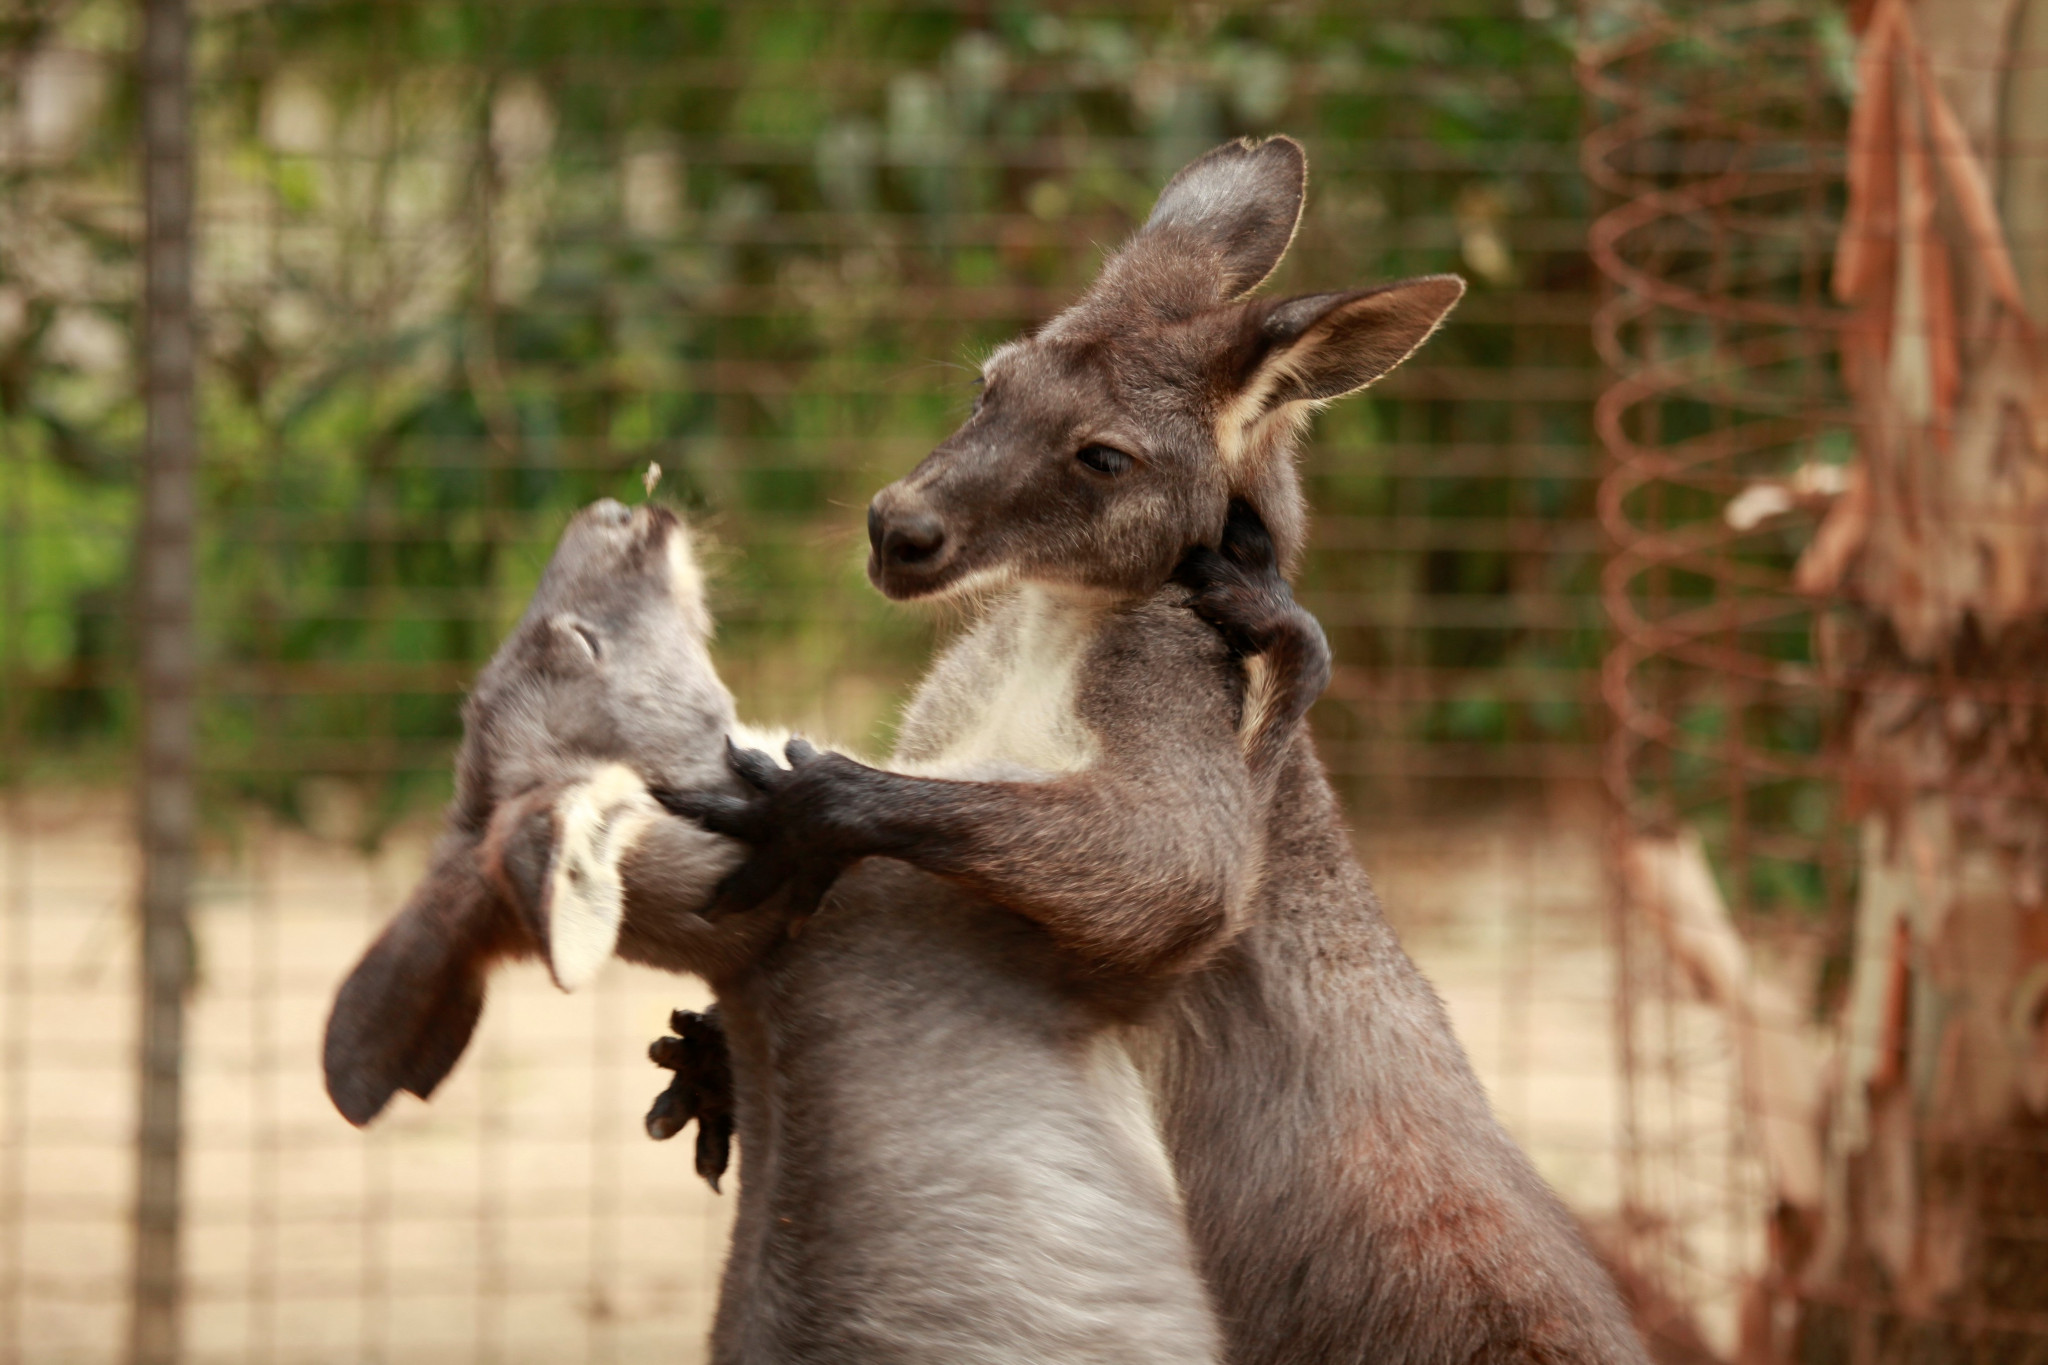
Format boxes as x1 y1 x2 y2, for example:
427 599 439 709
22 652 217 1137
896 582 1113 779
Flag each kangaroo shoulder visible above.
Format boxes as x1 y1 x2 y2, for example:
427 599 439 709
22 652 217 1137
1076 592 1240 726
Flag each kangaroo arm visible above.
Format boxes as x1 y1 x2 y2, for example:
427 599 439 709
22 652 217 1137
834 760 1255 975
674 679 1259 976
605 813 786 983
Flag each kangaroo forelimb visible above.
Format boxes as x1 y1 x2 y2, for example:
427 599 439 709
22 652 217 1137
646 1006 736 1192
1170 498 1331 785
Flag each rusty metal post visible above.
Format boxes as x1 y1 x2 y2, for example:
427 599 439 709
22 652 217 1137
131 0 195 1360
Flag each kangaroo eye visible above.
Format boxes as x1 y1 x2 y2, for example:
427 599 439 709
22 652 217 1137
559 621 602 662
1077 444 1133 476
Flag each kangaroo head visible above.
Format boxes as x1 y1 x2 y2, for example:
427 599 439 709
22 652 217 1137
867 136 1464 603
453 498 733 819
324 499 740 1127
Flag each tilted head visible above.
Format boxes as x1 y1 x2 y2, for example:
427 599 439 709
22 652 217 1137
454 497 732 817
866 136 1464 603
323 499 741 1127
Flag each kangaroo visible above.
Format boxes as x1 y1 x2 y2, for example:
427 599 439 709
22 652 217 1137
672 138 1649 1365
322 496 1321 1364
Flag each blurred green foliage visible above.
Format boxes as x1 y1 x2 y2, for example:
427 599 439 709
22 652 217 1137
1 0 1597 841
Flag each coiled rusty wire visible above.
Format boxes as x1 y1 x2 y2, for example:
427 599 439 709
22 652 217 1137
1582 1 1853 1349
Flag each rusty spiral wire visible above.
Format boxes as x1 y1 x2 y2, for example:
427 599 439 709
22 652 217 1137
1583 1 1852 1346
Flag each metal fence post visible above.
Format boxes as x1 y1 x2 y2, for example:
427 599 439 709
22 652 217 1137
131 0 195 1361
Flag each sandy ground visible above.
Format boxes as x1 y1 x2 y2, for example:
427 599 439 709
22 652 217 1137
0 785 1742 1364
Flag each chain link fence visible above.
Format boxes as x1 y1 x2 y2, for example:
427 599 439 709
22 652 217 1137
1593 3 2048 1362
3 2 1623 1360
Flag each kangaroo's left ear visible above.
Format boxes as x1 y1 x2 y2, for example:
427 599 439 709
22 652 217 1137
1218 274 1465 468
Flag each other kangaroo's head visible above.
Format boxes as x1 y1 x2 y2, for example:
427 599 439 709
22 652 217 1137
867 136 1463 603
453 497 733 819
324 499 741 1127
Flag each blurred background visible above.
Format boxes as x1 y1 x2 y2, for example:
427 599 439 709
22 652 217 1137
5 0 2045 1362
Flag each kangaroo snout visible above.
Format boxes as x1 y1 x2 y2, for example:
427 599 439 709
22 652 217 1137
868 489 950 582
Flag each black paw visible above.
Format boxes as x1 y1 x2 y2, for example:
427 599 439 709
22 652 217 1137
646 1007 735 1192
652 738 889 916
1171 499 1291 658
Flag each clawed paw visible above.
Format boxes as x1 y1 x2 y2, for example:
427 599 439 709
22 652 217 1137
646 1007 735 1192
1171 499 1291 658
652 738 874 916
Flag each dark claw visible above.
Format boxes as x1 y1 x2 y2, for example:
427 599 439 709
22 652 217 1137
652 786 710 818
708 854 795 917
662 736 879 919
1170 500 1292 658
1170 499 1332 776
696 1117 733 1191
646 1076 691 1141
726 739 788 793
654 789 762 841
646 1007 735 1192
1170 544 1230 595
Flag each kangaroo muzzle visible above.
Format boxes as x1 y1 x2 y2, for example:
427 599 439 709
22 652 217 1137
867 485 958 596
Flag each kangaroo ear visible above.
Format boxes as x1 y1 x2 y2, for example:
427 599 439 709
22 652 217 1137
1141 136 1307 301
482 764 663 993
323 835 515 1127
1218 275 1465 468
1067 137 1307 331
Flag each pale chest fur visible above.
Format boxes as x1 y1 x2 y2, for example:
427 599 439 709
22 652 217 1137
891 586 1104 780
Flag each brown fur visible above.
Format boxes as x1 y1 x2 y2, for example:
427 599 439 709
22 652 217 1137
685 138 1648 1365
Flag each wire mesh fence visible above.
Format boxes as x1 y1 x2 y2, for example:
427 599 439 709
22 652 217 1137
1 0 1677 1360
1592 2 2048 1362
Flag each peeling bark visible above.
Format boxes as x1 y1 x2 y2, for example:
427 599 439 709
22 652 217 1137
1786 2 2048 1360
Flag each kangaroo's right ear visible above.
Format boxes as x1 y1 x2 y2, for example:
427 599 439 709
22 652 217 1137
1074 136 1308 328
1141 136 1307 301
323 835 516 1127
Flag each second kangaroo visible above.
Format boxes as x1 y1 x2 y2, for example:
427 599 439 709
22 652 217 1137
325 497 1324 1363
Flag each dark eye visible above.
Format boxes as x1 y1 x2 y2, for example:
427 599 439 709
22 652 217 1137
1077 444 1133 476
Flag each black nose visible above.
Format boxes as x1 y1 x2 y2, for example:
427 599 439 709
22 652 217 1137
870 502 946 569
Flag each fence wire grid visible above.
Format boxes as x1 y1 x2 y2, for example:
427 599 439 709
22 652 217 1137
1592 3 2048 1364
4 0 1969 1362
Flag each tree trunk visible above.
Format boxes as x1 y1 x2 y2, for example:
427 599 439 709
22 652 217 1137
1785 1 2048 1359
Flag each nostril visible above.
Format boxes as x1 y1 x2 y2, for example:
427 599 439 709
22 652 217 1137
882 512 946 567
867 502 886 556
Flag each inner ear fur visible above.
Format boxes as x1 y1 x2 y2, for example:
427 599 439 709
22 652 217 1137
1207 275 1464 559
1236 274 1466 409
480 765 661 993
322 767 662 1129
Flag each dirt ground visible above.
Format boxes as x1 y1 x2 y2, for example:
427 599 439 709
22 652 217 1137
0 784 1732 1364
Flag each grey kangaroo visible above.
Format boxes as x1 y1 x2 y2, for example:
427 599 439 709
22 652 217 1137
672 137 1649 1365
322 496 1322 1363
